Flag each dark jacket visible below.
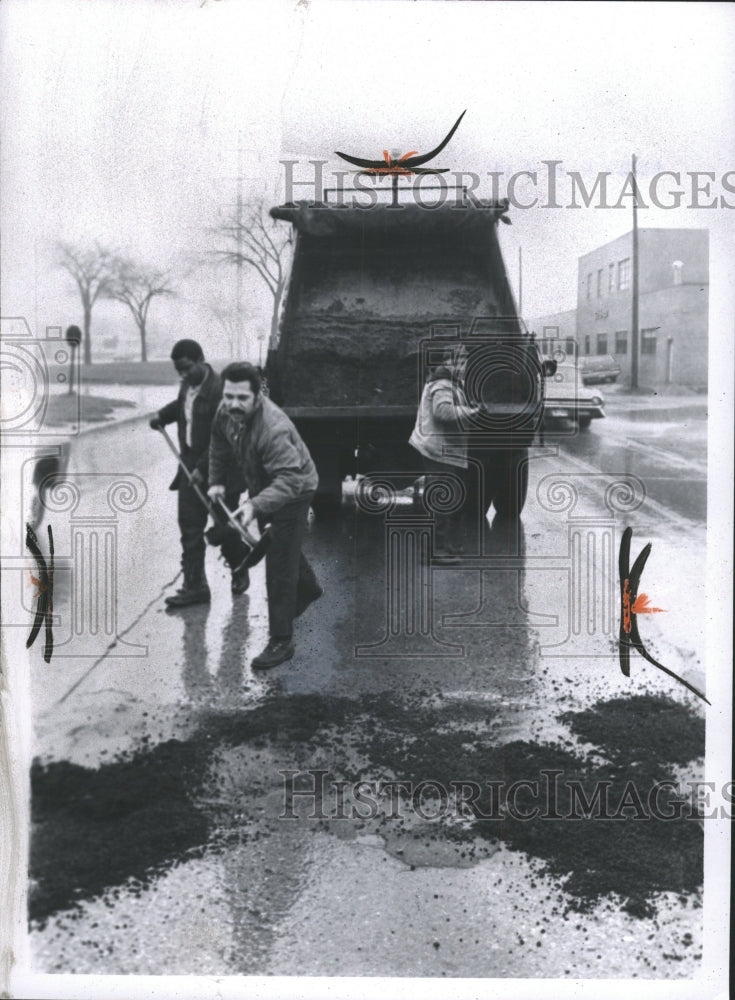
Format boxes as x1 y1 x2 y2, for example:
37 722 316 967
209 395 319 517
156 364 223 490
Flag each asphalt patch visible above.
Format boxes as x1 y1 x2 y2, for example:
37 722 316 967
31 691 704 924
30 740 208 924
559 694 705 766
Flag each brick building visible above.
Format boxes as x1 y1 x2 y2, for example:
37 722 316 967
529 229 709 388
530 308 578 359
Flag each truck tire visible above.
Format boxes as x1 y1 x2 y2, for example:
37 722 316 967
578 415 592 430
312 489 343 514
302 438 345 516
491 449 529 519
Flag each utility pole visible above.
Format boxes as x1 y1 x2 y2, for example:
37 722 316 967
631 153 639 391
518 246 523 317
236 131 244 360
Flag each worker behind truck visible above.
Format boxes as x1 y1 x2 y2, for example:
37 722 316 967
409 345 480 563
149 339 250 607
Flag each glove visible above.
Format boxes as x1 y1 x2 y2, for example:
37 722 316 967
149 416 164 430
191 468 206 488
234 499 255 527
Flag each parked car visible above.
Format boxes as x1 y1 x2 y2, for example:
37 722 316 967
543 363 605 430
579 354 621 384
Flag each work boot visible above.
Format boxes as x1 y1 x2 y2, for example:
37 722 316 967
169 558 189 595
165 582 211 607
220 531 254 595
231 564 250 595
251 638 295 670
165 556 211 608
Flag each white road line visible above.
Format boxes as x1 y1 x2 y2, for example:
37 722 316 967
609 433 708 474
54 571 181 705
545 448 704 533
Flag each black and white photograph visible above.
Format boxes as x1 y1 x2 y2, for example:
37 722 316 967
1 2 733 998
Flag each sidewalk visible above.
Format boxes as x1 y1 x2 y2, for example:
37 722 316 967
603 382 708 408
45 384 176 435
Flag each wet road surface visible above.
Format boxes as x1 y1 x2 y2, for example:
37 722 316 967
26 402 711 981
550 393 707 523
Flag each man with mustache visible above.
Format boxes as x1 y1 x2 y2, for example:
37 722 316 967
208 361 323 670
150 339 250 607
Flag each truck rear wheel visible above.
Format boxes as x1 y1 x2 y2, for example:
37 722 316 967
312 489 343 514
303 439 348 517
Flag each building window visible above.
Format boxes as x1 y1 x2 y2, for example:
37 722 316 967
618 258 631 291
584 335 590 355
672 260 683 285
615 331 628 354
565 337 576 356
597 269 603 297
586 273 592 300
641 329 657 355
597 334 608 355
608 263 615 292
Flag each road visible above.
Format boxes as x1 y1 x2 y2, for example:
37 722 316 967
24 397 712 984
554 390 708 523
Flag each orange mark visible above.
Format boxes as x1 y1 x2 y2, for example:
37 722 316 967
377 149 420 171
623 580 666 633
29 572 47 600
632 593 666 615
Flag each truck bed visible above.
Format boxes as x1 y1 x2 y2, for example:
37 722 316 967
268 201 520 411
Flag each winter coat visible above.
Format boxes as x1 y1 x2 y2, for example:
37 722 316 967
156 364 224 489
409 366 473 469
208 395 319 517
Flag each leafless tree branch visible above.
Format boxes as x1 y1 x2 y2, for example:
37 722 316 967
212 200 292 350
104 256 176 362
56 242 116 364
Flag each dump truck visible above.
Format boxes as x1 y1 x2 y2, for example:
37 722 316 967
267 198 549 518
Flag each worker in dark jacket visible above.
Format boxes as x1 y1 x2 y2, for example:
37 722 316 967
150 339 249 607
208 361 322 670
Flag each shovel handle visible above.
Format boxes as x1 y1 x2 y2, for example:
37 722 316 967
155 424 258 549
212 493 260 547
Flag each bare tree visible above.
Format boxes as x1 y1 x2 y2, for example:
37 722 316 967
106 258 176 362
56 242 115 365
214 201 292 350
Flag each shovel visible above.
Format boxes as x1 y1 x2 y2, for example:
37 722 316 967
156 425 270 570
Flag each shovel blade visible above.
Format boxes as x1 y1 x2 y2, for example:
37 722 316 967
235 527 271 570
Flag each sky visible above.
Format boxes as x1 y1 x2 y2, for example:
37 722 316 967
1 0 734 362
